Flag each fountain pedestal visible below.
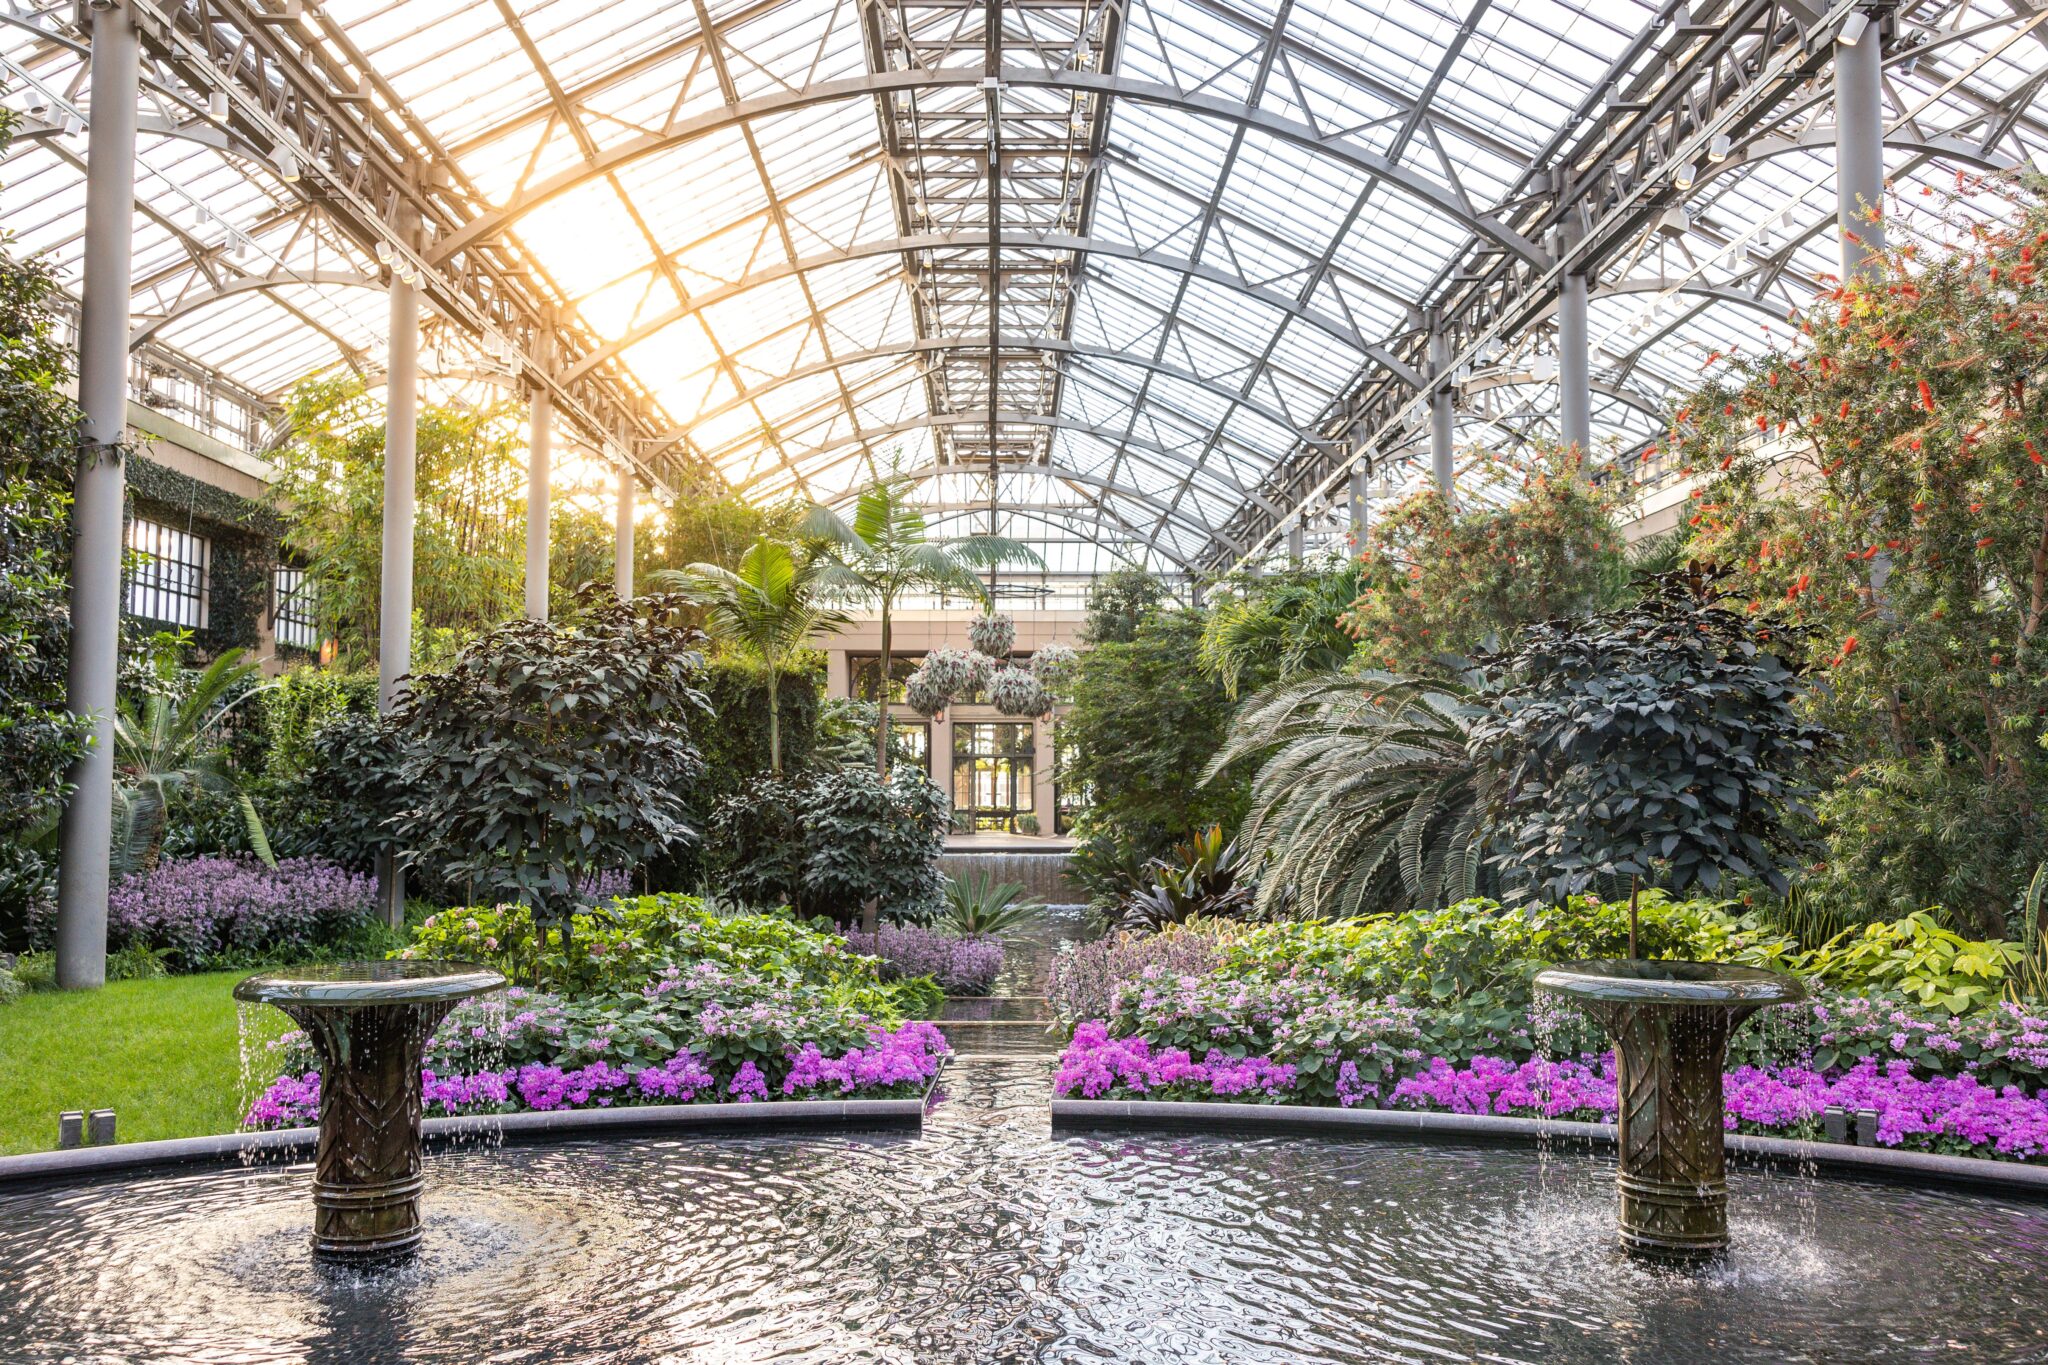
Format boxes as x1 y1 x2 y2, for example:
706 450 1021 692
236 960 504 1261
1533 960 1804 1263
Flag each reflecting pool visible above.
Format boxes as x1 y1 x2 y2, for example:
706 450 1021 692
3 1053 2047 1363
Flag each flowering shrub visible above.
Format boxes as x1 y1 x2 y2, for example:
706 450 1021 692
247 1016 948 1127
1046 922 1232 1026
107 855 374 968
843 924 1003 995
1726 992 2048 1091
1107 971 1428 1105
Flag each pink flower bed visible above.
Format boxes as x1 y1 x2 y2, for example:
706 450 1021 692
245 1019 948 1128
1054 1025 2048 1162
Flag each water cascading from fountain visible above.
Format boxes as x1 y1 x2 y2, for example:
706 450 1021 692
235 959 505 1262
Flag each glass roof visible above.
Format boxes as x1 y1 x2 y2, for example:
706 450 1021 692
4 0 2045 577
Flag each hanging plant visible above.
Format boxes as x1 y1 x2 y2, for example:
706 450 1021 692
903 665 951 717
968 611 1016 660
910 646 989 713
1029 641 1079 695
987 665 1051 718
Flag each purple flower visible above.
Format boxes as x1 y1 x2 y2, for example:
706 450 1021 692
842 925 1004 995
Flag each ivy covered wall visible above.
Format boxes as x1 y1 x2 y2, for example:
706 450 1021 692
125 451 286 659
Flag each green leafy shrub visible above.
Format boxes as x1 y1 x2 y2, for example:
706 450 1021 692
395 591 710 937
0 962 21 1005
1800 912 2021 1016
798 767 947 923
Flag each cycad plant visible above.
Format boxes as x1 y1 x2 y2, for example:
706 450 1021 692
1196 561 1368 699
1209 668 1498 919
113 647 274 874
655 536 850 774
941 870 1042 937
800 478 1039 774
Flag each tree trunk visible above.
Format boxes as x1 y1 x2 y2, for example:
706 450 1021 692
874 600 892 778
767 667 782 776
1628 873 1641 961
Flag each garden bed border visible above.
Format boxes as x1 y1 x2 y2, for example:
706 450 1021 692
1049 1096 2048 1196
0 1061 945 1188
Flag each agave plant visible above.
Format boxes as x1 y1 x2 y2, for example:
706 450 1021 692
112 648 274 875
941 870 1042 937
1208 667 1499 920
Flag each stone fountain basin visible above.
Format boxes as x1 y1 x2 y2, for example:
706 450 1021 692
1532 958 1808 1008
232 958 507 1009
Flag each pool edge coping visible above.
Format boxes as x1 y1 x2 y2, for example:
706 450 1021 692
1048 1097 2048 1194
0 1062 947 1187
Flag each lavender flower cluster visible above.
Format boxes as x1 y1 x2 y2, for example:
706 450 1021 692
245 1018 948 1128
108 855 374 966
1045 923 1231 1026
842 924 1004 995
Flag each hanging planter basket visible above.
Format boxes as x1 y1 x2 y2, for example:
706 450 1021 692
968 611 1016 661
1029 641 1079 696
903 665 951 717
987 665 1052 718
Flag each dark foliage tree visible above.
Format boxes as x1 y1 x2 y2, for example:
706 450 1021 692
1471 567 1831 955
1080 567 1168 645
393 589 709 940
797 767 947 923
0 114 94 946
1063 608 1246 862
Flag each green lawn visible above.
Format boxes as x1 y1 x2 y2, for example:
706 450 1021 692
0 971 291 1155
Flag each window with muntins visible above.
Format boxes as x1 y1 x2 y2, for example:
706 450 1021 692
126 517 210 629
272 566 318 650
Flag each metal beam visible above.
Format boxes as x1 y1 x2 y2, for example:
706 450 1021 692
430 69 1546 267
563 232 1422 388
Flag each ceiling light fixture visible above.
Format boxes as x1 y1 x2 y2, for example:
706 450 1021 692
1707 132 1731 163
1838 11 1871 46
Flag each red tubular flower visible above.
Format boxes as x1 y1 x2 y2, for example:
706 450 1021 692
1919 379 1936 412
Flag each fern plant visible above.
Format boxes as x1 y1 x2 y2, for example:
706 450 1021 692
1210 668 1498 919
113 648 274 875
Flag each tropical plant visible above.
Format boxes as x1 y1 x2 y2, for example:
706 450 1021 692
1197 558 1368 698
1471 566 1831 955
1029 642 1080 696
968 611 1015 659
1081 568 1167 644
1212 667 1498 919
0 145 96 945
1119 824 1257 930
654 536 849 774
1062 607 1246 859
902 645 988 717
1673 182 2048 936
986 665 1050 717
112 648 274 875
2012 864 2048 1005
800 477 1038 773
1342 445 1631 673
799 766 949 926
394 590 710 943
941 870 1042 937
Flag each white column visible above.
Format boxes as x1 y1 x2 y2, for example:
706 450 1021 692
614 467 635 599
1835 10 1887 279
1428 326 1455 498
1286 520 1305 565
1558 271 1591 455
376 210 419 925
55 0 140 990
524 376 552 620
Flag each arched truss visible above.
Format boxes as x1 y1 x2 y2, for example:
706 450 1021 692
430 71 1544 267
565 232 1423 389
735 410 1278 526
